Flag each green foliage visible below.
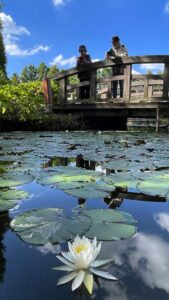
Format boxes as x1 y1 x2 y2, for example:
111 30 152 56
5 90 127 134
20 64 38 82
0 81 45 120
10 72 20 84
47 65 59 78
0 10 7 76
37 62 49 80
0 68 8 85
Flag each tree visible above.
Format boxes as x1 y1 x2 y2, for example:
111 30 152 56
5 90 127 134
11 72 20 84
20 64 38 82
37 62 49 80
146 69 152 75
47 65 59 78
0 3 7 77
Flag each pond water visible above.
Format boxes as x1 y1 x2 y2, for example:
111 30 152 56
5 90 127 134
0 131 169 300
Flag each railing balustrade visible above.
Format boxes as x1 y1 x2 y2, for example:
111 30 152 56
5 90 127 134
50 55 169 105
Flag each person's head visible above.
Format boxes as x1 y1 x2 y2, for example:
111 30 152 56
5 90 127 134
79 45 87 55
112 36 120 48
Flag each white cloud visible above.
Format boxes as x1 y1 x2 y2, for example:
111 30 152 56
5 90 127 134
52 0 69 6
0 12 50 57
50 54 76 67
37 243 61 255
140 63 164 72
164 2 169 13
155 212 169 233
132 69 141 75
92 58 100 62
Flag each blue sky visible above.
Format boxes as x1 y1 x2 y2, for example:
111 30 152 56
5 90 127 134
1 0 169 76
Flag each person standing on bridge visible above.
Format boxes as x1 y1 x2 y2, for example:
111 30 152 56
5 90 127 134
76 45 92 99
106 36 128 98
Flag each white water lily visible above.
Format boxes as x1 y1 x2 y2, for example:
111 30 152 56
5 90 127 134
53 236 117 294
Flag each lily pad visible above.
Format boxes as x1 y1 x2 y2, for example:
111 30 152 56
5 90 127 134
0 189 29 200
103 173 138 189
65 187 109 199
10 208 92 245
137 179 169 197
0 199 18 212
83 209 137 241
0 174 33 188
0 189 30 212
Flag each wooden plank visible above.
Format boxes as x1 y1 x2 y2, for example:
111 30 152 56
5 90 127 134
163 62 169 98
53 56 168 80
90 69 96 101
58 78 66 104
156 105 160 132
42 78 53 112
148 85 153 97
144 78 149 97
123 64 131 101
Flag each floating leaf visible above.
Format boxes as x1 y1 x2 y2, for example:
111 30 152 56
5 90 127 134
0 199 18 212
83 209 137 241
0 189 29 200
65 188 109 199
0 189 30 212
0 174 33 188
103 173 138 189
137 179 169 197
10 208 92 245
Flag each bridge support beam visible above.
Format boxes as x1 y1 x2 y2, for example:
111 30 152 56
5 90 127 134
156 105 160 133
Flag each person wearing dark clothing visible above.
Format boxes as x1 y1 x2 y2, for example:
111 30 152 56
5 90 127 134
76 45 92 99
106 36 128 98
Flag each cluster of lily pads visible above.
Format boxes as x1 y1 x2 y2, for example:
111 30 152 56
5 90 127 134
10 207 137 245
0 173 33 212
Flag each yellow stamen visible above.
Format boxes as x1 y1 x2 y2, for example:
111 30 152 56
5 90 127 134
74 244 86 254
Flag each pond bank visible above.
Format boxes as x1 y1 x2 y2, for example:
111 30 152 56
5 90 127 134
0 113 168 131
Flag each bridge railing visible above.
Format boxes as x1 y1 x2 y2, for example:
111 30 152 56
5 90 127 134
52 55 169 105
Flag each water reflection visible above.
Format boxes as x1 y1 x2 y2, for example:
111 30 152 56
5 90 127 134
0 212 10 283
43 155 166 206
155 212 169 233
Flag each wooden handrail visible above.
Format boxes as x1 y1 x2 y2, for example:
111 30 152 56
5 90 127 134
46 55 169 106
52 55 169 80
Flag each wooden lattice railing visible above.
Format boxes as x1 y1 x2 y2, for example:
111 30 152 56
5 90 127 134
45 55 169 107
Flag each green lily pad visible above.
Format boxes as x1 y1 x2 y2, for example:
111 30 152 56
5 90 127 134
10 208 92 245
65 187 109 199
103 173 138 189
0 199 18 212
83 209 137 241
0 189 29 200
0 189 30 212
0 174 33 188
38 174 95 185
137 179 169 197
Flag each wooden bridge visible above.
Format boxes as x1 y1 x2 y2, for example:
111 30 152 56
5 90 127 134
43 55 169 131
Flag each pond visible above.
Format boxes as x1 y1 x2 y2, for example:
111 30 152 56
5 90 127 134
0 130 169 300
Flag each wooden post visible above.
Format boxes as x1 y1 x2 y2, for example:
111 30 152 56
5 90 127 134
42 78 53 112
90 69 96 102
144 77 149 98
163 63 169 98
58 77 67 104
108 81 112 100
156 105 160 133
148 85 153 97
123 64 131 102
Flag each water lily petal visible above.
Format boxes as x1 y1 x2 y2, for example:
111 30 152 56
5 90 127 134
56 255 75 269
61 251 74 263
90 268 117 280
57 271 77 285
53 265 73 272
72 270 85 291
91 259 114 268
83 272 94 295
